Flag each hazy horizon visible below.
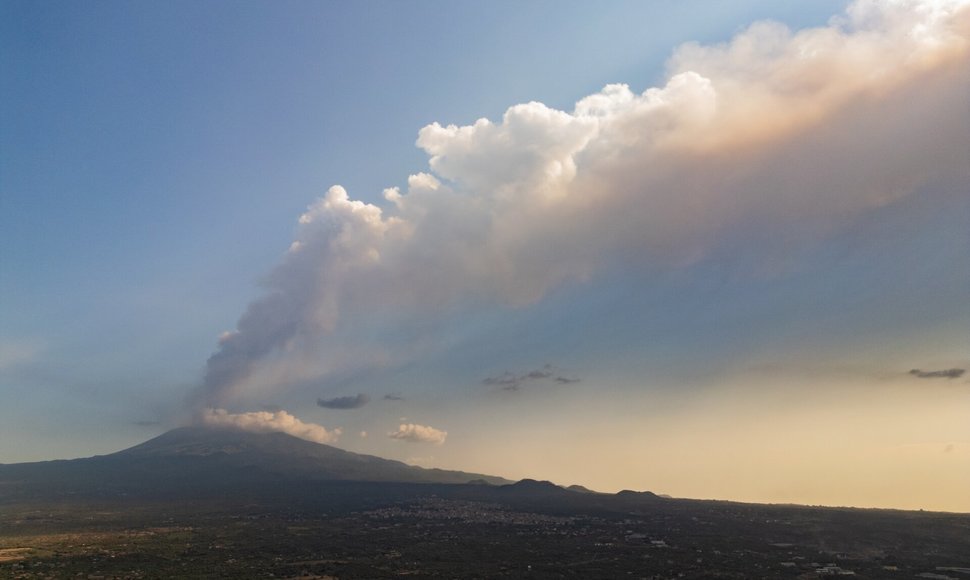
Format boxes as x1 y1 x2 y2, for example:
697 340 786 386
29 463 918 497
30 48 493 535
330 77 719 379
2 0 968 513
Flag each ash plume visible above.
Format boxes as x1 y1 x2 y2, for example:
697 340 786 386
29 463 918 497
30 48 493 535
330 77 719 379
188 0 970 410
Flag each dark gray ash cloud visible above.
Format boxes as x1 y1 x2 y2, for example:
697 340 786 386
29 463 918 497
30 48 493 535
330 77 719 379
909 368 965 380
383 393 405 401
200 290 307 408
317 393 370 409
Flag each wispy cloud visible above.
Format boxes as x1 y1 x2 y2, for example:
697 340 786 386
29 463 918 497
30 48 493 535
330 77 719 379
317 393 370 409
405 455 436 467
199 408 341 444
188 0 970 407
483 371 524 391
525 367 554 380
388 423 447 445
383 393 405 401
0 338 42 371
483 364 580 391
909 368 966 379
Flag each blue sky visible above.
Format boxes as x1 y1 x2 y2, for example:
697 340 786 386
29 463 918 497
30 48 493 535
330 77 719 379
2 0 968 511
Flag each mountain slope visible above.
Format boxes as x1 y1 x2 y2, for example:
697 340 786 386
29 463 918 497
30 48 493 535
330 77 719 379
0 426 511 497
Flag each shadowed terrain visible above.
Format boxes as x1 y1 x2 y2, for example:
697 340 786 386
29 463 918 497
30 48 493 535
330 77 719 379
1 428 968 578
0 426 510 499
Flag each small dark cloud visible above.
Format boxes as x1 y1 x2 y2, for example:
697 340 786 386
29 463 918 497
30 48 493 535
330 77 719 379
483 371 521 390
317 393 370 409
383 393 405 401
483 364 580 392
909 368 965 379
132 420 160 427
524 366 554 380
944 443 955 453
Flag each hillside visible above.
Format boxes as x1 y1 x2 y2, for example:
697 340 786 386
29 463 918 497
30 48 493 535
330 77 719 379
0 426 512 497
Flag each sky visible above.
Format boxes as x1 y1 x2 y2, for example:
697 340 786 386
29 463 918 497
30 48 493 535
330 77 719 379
1 0 968 512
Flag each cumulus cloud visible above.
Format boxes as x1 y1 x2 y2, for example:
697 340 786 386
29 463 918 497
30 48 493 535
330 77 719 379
317 393 370 409
388 423 448 445
909 368 966 379
200 408 342 444
191 0 970 407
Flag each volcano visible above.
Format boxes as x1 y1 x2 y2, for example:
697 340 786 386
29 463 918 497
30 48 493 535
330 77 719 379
0 426 511 498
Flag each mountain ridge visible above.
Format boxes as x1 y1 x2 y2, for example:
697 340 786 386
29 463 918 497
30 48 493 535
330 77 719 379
0 425 514 493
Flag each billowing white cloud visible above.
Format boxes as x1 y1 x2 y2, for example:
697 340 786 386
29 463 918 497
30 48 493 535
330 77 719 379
194 0 970 406
200 408 341 444
388 423 448 445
